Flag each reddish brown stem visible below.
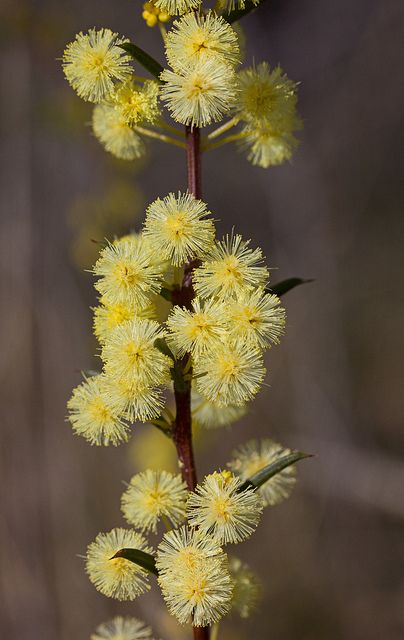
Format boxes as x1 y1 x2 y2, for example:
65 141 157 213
186 125 202 199
171 126 209 640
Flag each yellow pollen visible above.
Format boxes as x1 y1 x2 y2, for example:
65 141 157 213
88 397 111 422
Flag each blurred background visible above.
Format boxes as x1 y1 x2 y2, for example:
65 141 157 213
1 0 404 638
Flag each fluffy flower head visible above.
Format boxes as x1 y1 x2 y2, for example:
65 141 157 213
167 297 227 356
67 374 129 446
236 63 298 127
194 339 265 406
121 470 188 532
93 297 156 345
93 236 164 309
241 122 299 168
62 28 132 103
155 0 201 15
92 104 145 160
229 556 260 619
187 471 263 544
160 58 237 128
227 438 297 506
156 526 232 626
165 12 240 71
226 288 286 348
193 233 269 300
101 318 172 388
91 615 154 640
192 392 247 429
143 192 215 266
100 376 164 423
86 528 152 600
113 79 160 125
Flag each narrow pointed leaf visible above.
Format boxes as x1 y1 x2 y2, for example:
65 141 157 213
119 43 164 80
111 548 158 575
154 338 175 360
267 277 313 298
224 0 269 24
237 451 312 493
160 286 173 302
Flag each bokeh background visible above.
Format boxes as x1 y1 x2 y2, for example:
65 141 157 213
1 1 404 639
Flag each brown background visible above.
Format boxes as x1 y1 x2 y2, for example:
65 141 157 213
1 1 404 639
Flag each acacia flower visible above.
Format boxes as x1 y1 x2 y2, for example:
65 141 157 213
241 123 299 168
165 12 240 72
167 297 227 356
67 374 129 446
160 58 237 128
227 438 297 506
225 288 286 348
101 319 172 388
156 526 233 626
228 556 260 619
102 377 164 423
113 79 160 126
93 237 164 309
193 233 269 300
194 339 266 407
62 28 132 103
191 391 247 429
187 471 263 544
93 298 156 345
236 62 298 128
155 0 201 15
86 528 152 600
121 470 188 532
143 192 215 266
92 104 145 160
91 616 154 640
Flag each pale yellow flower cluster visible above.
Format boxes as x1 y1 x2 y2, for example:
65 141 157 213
61 7 300 169
62 28 161 159
64 2 304 633
67 193 285 444
160 11 240 127
91 615 156 640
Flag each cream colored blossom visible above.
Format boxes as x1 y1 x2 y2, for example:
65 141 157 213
187 471 263 544
92 104 145 160
227 438 297 506
86 528 152 600
194 339 266 406
91 615 154 640
167 297 227 356
160 58 237 128
156 526 233 626
193 233 269 300
165 12 239 71
67 373 129 446
121 470 188 532
62 28 132 103
143 192 215 266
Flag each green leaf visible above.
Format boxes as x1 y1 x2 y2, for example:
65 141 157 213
267 278 313 298
111 548 158 575
154 339 188 393
119 43 164 80
154 338 175 360
159 286 173 302
237 451 312 493
224 0 269 24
